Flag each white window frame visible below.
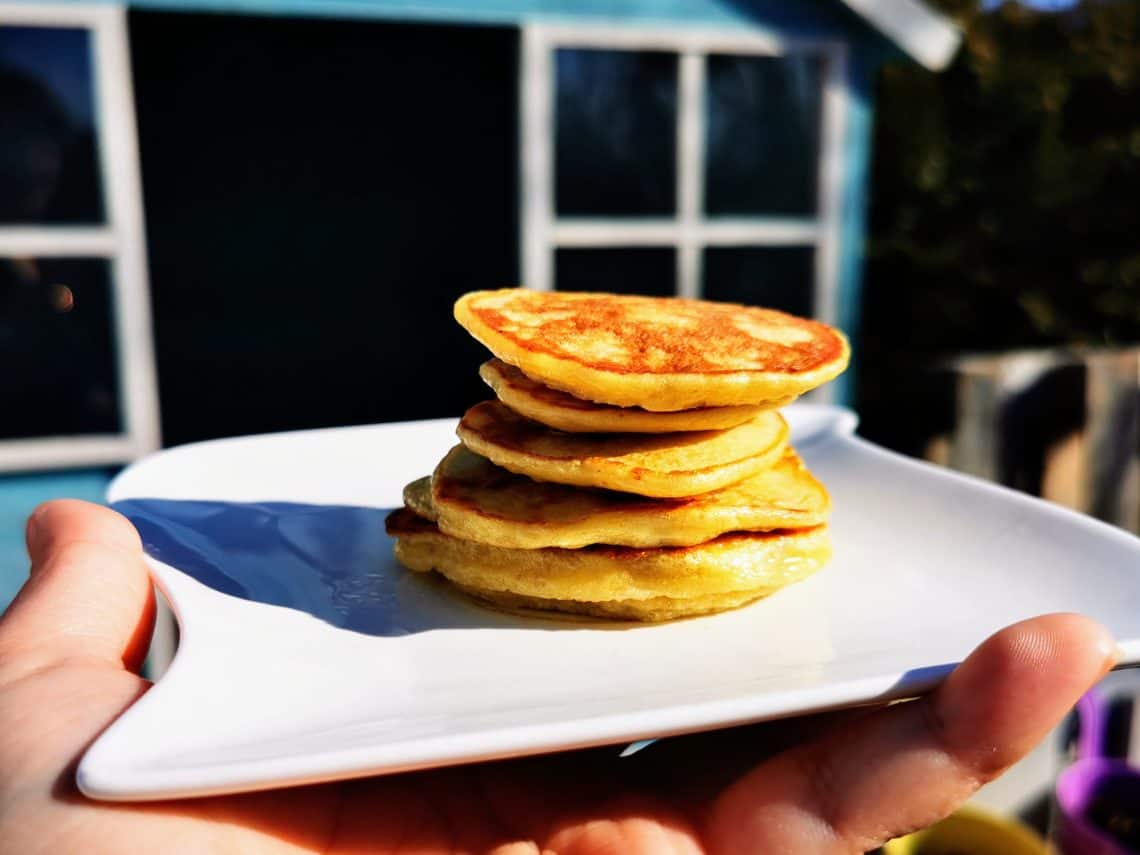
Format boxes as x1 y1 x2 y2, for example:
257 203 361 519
520 24 848 400
0 3 160 471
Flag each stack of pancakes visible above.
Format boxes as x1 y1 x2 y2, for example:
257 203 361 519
386 289 849 622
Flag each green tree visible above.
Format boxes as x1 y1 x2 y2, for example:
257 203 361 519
858 0 1140 452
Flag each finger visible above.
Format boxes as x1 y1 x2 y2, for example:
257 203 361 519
706 613 1116 854
0 500 155 686
620 708 859 805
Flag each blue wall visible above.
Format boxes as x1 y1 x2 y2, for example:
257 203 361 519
0 470 111 611
54 0 883 43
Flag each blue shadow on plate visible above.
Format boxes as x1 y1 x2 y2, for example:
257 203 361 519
114 499 605 637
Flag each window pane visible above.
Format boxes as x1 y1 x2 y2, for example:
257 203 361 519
0 257 121 438
132 12 517 445
704 54 822 217
555 49 676 216
702 246 814 317
555 247 675 296
0 26 104 224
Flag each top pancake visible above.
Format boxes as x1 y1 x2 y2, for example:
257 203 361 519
455 289 849 411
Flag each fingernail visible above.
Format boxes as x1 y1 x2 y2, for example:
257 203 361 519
26 506 44 538
1096 636 1122 676
25 504 49 552
1109 644 1125 669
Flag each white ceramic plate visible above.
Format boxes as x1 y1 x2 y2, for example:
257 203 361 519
79 406 1140 801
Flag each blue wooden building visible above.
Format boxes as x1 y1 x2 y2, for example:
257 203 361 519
0 0 958 605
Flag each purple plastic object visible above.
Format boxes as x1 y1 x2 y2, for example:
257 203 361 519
1054 690 1140 854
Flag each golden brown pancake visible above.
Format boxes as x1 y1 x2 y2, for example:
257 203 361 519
386 507 830 622
457 400 788 498
430 445 828 548
455 289 849 411
480 359 789 433
403 476 437 521
450 584 776 623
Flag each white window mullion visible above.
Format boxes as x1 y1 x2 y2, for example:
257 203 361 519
699 219 820 245
814 45 848 328
94 7 161 458
677 241 700 300
520 25 554 291
0 436 144 473
553 218 819 247
810 45 850 405
555 220 678 246
528 23 832 57
676 51 705 299
0 228 117 256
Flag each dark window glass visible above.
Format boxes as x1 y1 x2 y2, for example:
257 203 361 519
0 257 121 438
555 49 676 216
0 26 104 224
702 246 814 317
556 248 675 296
130 12 516 446
704 54 822 217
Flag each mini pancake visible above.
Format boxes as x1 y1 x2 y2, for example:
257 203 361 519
457 400 788 498
450 584 776 623
479 359 788 433
431 445 828 549
455 289 849 411
386 507 830 622
403 476 437 521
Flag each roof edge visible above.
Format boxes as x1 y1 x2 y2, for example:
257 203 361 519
839 0 962 69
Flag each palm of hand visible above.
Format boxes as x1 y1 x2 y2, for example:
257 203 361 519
0 502 1116 854
2 661 708 854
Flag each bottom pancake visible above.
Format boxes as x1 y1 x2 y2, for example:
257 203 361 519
385 507 830 622
450 583 776 622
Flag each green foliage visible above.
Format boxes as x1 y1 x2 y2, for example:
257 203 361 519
858 0 1139 452
864 0 1140 352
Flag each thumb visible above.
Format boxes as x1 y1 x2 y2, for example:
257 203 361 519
706 613 1116 853
0 500 155 686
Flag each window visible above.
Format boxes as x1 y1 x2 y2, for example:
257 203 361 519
0 4 157 470
128 11 518 445
520 25 847 398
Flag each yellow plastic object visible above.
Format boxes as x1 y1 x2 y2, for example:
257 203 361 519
883 806 1051 855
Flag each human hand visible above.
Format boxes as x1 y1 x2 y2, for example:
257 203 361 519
0 500 1117 854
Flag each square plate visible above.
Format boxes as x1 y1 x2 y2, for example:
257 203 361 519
79 406 1140 800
